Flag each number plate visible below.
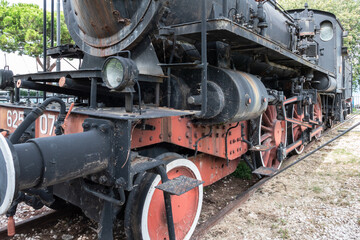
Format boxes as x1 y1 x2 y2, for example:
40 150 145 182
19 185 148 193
0 107 88 138
0 108 25 133
35 112 58 137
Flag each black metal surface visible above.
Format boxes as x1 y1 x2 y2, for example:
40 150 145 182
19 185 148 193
155 175 204 196
0 103 199 121
9 119 113 190
169 19 334 77
90 78 97 109
155 165 176 240
17 80 90 98
199 0 208 118
47 45 84 59
0 69 14 90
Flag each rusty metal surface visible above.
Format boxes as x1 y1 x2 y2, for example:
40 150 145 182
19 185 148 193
64 0 161 57
250 145 274 152
155 175 204 196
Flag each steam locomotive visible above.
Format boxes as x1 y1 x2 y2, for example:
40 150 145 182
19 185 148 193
0 0 352 239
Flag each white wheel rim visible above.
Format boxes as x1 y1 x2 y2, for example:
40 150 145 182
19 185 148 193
0 134 15 215
141 159 203 240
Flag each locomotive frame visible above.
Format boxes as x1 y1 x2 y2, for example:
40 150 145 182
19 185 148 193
0 0 353 239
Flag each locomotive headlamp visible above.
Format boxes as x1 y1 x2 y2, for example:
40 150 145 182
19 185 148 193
102 57 138 91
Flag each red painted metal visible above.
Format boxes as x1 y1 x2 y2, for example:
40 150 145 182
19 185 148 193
259 105 286 168
291 104 305 154
147 163 200 240
132 116 249 160
0 107 25 134
313 95 323 139
0 104 249 162
189 154 240 187
34 111 88 138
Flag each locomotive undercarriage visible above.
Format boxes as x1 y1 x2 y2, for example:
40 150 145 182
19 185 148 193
0 1 352 240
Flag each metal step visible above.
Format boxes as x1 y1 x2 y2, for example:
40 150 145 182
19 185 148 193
252 167 278 176
155 175 204 196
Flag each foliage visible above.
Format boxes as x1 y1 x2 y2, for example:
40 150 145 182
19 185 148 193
0 0 73 58
232 161 253 180
277 0 360 90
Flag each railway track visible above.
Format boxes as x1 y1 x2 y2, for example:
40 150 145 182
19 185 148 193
0 114 358 240
192 113 360 240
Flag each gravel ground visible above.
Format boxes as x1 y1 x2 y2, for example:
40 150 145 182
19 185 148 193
202 115 360 240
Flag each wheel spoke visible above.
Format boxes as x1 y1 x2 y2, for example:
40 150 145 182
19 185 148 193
261 125 273 133
260 133 272 142
263 111 272 127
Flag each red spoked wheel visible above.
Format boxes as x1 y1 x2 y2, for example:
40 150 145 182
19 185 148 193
257 105 287 169
291 104 306 154
313 95 323 139
130 158 203 240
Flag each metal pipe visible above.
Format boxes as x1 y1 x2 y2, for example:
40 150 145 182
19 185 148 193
56 0 61 71
14 129 111 189
17 80 90 98
223 0 228 17
90 78 97 109
51 0 54 47
43 0 47 72
200 0 208 117
58 77 123 98
43 0 47 101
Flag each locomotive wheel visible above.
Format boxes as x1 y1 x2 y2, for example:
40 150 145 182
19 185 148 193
291 104 306 154
257 105 287 169
313 95 323 139
130 158 203 240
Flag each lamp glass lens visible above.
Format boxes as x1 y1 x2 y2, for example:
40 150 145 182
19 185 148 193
320 21 334 42
104 59 124 89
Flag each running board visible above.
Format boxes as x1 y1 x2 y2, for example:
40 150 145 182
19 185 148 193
252 167 278 176
155 175 204 196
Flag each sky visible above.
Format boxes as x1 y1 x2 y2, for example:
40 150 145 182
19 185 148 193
0 0 77 74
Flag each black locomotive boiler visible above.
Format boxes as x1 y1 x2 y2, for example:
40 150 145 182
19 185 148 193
0 0 352 239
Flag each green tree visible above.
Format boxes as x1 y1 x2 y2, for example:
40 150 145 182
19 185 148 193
277 0 360 90
0 0 73 71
